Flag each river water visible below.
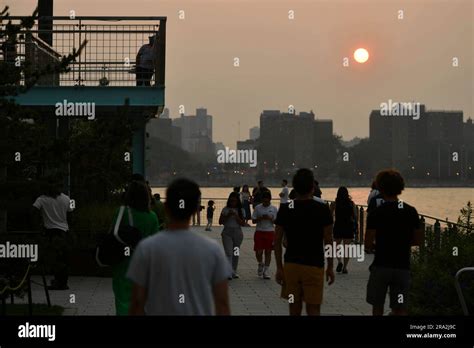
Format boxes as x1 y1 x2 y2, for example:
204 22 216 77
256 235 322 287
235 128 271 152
152 187 473 223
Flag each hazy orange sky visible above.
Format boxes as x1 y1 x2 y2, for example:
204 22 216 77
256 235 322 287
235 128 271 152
7 0 474 147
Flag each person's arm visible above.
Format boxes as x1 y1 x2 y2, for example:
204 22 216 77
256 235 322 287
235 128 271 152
323 225 335 285
365 228 376 251
218 209 227 225
129 284 147 315
212 280 230 315
411 213 424 246
274 225 285 285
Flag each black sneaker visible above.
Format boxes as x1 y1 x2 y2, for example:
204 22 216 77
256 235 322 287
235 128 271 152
342 268 348 274
336 262 343 273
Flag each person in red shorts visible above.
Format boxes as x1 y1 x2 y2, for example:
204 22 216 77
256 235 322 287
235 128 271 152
252 190 278 279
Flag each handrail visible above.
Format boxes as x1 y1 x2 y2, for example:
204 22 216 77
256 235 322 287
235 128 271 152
7 16 167 21
454 267 474 315
198 197 473 231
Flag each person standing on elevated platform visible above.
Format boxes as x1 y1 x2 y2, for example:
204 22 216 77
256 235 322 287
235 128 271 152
135 35 157 86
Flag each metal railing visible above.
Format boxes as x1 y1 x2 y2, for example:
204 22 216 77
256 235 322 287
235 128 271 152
1 16 166 87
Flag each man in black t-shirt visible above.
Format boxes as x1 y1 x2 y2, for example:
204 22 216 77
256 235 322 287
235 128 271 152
365 169 423 316
274 169 335 316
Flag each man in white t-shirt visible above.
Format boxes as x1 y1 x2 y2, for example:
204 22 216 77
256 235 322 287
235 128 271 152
252 190 278 279
279 179 289 205
32 182 74 290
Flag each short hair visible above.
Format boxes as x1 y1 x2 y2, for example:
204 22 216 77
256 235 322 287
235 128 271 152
282 179 288 184
125 181 150 212
293 168 314 195
261 190 272 200
165 178 201 220
153 193 161 200
208 200 214 206
258 180 263 185
375 169 405 196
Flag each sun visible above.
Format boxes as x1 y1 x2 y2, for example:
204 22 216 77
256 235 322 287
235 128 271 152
354 48 369 63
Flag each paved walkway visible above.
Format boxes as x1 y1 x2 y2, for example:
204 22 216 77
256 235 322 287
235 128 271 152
21 226 376 315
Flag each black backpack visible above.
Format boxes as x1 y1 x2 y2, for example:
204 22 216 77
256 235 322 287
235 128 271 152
96 206 142 267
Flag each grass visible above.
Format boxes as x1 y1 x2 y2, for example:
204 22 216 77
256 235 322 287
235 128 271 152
3 303 64 316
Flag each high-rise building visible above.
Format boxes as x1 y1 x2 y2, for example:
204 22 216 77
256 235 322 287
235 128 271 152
369 105 470 179
172 108 214 154
249 126 260 140
259 110 333 172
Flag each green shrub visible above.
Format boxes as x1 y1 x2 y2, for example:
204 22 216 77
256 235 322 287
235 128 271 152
409 202 474 315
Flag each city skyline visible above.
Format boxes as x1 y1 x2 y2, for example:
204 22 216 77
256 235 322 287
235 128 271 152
8 0 474 147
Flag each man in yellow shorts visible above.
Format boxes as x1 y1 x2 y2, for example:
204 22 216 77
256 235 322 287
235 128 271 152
274 168 335 315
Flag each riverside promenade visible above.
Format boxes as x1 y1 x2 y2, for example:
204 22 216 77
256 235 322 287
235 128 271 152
24 226 376 316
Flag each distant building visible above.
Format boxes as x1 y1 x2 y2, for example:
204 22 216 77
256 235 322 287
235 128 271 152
369 105 471 179
172 108 214 154
147 117 182 148
249 126 260 140
237 139 258 151
259 109 334 171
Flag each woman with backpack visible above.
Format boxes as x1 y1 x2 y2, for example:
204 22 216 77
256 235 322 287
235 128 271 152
112 180 160 315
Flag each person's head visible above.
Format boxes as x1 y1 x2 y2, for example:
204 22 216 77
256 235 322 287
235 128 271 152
242 184 249 192
125 180 151 212
261 190 272 206
375 169 405 198
371 180 378 190
165 178 201 222
42 177 61 198
292 168 314 197
257 180 264 188
313 180 322 198
336 186 350 202
226 192 241 208
208 200 214 207
282 179 288 187
233 186 241 193
153 193 161 202
148 35 155 45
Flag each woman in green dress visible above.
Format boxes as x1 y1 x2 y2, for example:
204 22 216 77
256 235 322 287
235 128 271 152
112 180 160 315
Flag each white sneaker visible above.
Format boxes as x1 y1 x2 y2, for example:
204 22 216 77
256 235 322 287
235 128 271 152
257 263 264 277
263 266 271 279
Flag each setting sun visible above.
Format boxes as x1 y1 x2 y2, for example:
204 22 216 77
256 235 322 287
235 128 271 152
354 48 369 63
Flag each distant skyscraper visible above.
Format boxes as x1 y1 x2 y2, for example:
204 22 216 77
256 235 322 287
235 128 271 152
259 110 333 171
160 108 170 118
249 126 260 140
172 108 214 154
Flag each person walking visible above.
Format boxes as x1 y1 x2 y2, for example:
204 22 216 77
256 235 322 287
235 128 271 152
219 192 245 279
205 200 215 231
32 179 74 290
365 170 423 316
241 184 252 225
252 190 278 279
112 180 160 315
274 169 335 316
330 187 356 274
279 179 289 207
127 178 230 315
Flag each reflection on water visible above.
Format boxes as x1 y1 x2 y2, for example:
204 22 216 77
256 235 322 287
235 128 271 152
152 187 474 222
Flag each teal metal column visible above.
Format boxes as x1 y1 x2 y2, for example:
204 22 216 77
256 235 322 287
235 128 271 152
132 126 145 176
